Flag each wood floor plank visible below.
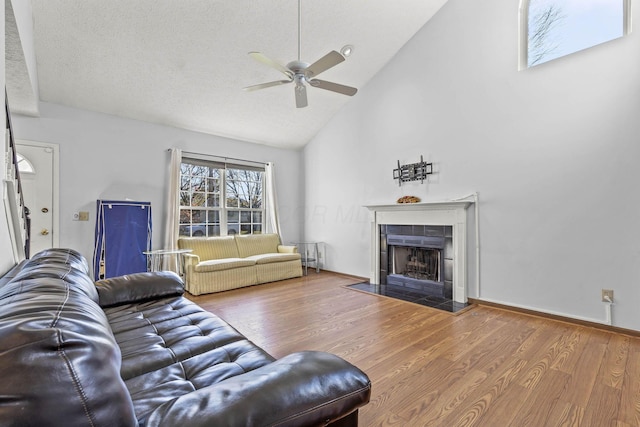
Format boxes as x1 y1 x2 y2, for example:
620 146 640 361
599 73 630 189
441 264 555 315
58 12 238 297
437 350 531 426
187 271 640 426
582 383 621 426
600 333 631 390
547 401 584 427
510 369 572 426
618 337 640 426
401 368 488 426
558 331 609 409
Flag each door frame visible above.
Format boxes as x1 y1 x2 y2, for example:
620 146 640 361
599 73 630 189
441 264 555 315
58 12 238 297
16 139 60 250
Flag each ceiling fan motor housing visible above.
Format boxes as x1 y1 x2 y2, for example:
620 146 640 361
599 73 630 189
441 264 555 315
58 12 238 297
286 60 310 74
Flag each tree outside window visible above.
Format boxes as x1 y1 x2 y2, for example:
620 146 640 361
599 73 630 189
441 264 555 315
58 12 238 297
526 0 628 68
179 161 263 237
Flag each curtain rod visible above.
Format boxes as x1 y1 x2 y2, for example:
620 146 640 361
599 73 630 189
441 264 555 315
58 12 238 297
170 149 267 166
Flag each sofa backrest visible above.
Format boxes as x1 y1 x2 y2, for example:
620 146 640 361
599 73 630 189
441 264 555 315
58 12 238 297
235 233 280 258
0 248 137 427
178 236 240 261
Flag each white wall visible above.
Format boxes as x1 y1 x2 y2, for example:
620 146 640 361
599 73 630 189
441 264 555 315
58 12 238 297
11 103 304 270
0 0 14 275
303 0 640 329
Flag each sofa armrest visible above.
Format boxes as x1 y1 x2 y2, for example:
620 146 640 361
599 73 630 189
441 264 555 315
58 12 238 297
182 252 201 267
144 351 371 427
95 271 184 308
278 245 298 254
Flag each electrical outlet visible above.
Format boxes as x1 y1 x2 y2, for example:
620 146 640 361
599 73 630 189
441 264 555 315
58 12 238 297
78 211 89 221
601 289 614 303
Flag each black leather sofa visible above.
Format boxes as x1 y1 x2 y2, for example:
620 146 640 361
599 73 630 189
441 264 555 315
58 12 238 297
0 248 371 426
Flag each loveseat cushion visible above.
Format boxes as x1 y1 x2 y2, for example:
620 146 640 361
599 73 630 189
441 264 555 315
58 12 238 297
195 258 256 272
179 236 240 260
235 233 281 258
246 252 302 265
95 271 185 308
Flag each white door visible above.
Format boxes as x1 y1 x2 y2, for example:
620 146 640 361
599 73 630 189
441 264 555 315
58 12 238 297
16 141 59 256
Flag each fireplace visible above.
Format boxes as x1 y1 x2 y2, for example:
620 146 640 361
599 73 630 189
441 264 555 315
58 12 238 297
381 226 453 298
365 200 474 303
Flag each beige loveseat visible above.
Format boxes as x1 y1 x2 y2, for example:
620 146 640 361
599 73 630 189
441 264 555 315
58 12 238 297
177 233 303 295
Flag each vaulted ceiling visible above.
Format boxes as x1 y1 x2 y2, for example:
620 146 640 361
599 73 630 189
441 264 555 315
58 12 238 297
7 0 449 149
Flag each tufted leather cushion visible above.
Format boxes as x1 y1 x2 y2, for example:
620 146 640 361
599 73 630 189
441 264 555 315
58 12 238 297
103 296 276 422
23 247 91 274
143 351 372 427
95 270 185 307
0 248 137 427
0 259 29 287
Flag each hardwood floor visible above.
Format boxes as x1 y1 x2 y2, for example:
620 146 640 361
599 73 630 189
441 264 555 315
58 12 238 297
188 271 640 426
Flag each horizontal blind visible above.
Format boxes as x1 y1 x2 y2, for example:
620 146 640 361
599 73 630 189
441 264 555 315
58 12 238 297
181 152 265 172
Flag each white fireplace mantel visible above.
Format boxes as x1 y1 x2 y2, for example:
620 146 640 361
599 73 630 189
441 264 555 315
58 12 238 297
365 199 474 303
364 200 472 212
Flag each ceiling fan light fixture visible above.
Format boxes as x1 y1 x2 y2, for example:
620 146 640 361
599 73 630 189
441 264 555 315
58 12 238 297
340 45 354 57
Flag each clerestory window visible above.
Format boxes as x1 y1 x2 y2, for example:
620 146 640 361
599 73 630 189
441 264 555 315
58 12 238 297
521 0 632 68
179 157 264 237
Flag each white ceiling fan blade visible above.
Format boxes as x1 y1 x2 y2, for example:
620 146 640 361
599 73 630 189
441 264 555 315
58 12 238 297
305 51 345 78
309 79 357 96
295 84 308 108
248 52 293 78
243 80 292 92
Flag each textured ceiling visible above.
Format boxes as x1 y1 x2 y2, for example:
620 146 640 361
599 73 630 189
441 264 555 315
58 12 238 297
15 0 448 149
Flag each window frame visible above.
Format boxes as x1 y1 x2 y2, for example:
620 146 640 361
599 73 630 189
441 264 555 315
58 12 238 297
519 0 633 70
178 156 265 238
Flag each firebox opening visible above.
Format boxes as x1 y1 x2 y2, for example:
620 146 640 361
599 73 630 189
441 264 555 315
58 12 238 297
392 246 440 282
380 226 453 300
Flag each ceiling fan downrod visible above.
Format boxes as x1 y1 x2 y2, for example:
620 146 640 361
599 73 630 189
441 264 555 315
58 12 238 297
298 0 301 62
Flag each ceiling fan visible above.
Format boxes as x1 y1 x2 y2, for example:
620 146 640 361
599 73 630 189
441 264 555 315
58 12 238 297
243 0 357 108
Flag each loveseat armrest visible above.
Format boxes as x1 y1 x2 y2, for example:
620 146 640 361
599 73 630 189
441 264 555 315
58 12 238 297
278 245 298 254
144 351 371 427
182 252 201 267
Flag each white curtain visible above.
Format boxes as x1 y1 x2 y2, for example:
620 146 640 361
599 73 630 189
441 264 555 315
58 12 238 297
162 148 182 271
264 162 282 240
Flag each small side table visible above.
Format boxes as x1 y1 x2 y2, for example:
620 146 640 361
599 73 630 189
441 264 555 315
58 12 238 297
143 249 193 278
293 242 322 275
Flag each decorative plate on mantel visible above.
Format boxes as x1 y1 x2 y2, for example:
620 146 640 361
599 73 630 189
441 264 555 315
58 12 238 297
397 196 421 204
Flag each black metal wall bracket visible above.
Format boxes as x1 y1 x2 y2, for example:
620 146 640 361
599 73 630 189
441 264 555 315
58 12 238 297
393 155 433 187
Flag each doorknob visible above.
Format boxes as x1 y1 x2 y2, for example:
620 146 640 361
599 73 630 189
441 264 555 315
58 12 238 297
41 207 49 213
40 229 49 236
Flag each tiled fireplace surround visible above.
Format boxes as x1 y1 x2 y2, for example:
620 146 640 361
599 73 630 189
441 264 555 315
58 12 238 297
380 224 454 299
365 201 473 304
